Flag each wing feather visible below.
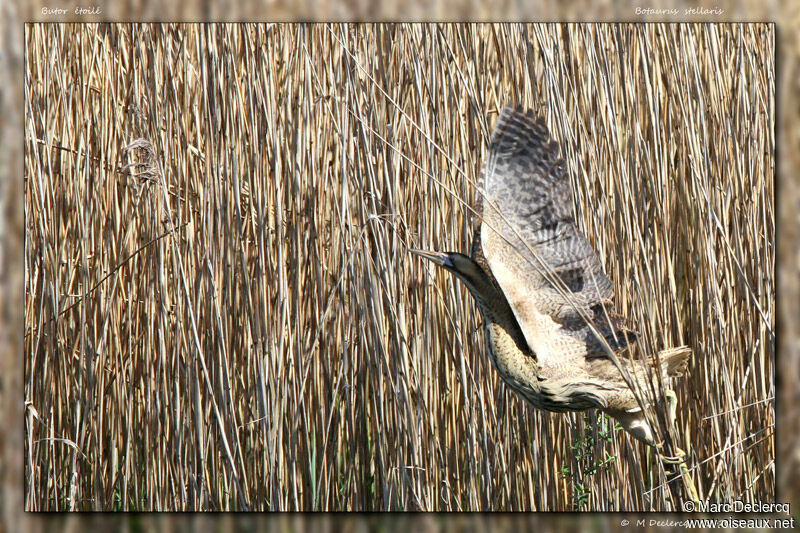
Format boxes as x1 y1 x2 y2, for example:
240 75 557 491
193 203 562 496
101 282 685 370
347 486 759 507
475 107 636 364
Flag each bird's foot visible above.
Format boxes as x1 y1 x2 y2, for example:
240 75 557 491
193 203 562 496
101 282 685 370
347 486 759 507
657 442 700 504
658 445 686 464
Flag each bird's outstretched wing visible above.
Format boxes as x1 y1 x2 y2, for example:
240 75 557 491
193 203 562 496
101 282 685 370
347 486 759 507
475 107 636 364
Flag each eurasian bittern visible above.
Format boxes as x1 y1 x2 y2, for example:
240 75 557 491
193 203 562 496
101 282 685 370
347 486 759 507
413 107 690 447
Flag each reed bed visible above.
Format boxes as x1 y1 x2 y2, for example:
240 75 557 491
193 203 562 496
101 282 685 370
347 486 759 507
24 23 774 511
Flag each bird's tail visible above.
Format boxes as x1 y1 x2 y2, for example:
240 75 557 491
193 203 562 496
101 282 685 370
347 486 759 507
655 346 692 377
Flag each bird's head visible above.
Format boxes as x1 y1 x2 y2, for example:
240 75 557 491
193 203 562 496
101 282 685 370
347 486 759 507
410 249 485 283
409 249 464 271
409 249 492 300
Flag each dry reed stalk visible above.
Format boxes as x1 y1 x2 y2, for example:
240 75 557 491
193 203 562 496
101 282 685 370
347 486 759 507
24 23 773 511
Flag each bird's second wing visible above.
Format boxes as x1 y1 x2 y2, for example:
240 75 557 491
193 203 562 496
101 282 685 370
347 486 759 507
477 107 635 364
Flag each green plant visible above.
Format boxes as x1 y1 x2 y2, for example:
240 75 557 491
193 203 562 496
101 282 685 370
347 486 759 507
559 414 619 510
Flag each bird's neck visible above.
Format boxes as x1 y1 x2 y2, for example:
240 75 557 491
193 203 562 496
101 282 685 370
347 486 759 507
458 264 516 330
455 259 539 363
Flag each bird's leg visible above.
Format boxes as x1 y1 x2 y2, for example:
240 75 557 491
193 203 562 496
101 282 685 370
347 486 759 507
657 389 700 504
666 388 679 427
659 389 685 463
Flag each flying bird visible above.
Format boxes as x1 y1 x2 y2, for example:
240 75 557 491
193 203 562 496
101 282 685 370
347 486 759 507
412 107 690 447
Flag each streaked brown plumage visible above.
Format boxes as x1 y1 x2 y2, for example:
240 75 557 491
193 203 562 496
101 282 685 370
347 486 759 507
413 107 690 446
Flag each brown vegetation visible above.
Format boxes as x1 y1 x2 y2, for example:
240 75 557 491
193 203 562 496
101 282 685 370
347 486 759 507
24 23 774 511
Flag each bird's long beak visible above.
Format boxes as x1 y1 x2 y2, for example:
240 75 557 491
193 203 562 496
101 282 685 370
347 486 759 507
408 249 452 268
